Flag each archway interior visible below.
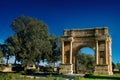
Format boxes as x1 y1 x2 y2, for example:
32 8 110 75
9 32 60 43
75 47 95 73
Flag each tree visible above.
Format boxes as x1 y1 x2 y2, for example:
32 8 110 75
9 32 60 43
116 62 120 71
10 15 52 68
112 62 115 71
77 51 87 73
0 43 11 65
86 54 95 71
46 34 61 67
0 44 4 63
5 35 21 64
77 51 95 73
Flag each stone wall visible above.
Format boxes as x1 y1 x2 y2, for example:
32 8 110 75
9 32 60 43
0 64 12 72
60 64 73 74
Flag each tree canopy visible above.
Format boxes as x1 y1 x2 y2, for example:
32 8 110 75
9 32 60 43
0 44 4 63
46 34 61 67
76 50 95 73
8 15 52 67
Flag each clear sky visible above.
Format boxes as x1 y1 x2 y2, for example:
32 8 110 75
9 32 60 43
0 0 120 63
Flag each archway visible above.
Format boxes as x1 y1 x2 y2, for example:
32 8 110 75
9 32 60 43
60 27 113 75
75 47 95 73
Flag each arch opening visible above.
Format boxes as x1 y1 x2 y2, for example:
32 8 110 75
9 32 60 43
74 47 95 74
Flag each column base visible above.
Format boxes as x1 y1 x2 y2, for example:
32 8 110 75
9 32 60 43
94 64 113 75
59 64 73 74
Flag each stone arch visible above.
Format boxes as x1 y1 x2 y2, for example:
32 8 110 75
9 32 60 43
74 44 95 53
73 46 95 73
60 27 113 75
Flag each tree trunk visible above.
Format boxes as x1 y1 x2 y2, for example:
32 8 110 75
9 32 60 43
53 62 55 68
6 56 9 65
35 62 39 71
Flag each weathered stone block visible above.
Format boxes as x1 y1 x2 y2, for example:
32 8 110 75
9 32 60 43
59 64 73 74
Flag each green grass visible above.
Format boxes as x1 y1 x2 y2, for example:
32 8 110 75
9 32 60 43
80 73 120 80
0 72 66 80
0 72 120 80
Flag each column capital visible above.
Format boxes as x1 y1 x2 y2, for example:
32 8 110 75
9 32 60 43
61 36 73 42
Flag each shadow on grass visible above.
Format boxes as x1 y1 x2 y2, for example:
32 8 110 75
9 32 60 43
22 72 63 77
22 72 76 79
84 74 120 79
0 71 19 74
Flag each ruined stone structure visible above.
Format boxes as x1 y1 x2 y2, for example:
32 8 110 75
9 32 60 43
60 27 113 75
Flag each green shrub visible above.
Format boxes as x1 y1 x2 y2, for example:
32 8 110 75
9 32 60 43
12 64 24 72
43 67 53 72
24 69 39 75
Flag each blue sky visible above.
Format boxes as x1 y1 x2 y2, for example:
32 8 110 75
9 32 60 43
0 0 120 63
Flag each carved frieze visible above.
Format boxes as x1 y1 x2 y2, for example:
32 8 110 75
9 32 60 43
64 27 108 37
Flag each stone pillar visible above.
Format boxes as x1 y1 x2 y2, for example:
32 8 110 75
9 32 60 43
73 55 76 73
109 40 112 71
105 40 108 64
96 40 99 64
62 41 64 64
108 37 113 75
70 41 72 64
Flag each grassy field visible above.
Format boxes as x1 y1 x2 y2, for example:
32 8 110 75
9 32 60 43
80 73 120 80
0 72 66 80
0 72 120 80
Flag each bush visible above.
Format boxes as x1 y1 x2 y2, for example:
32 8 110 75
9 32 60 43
84 73 94 78
12 64 24 72
24 69 39 75
43 67 53 72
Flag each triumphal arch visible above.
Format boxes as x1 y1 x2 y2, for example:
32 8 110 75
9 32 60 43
60 27 113 75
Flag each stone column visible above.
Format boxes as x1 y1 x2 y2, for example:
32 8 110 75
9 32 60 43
96 40 99 64
70 41 72 64
62 41 64 64
108 37 113 73
105 40 108 64
73 55 76 73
